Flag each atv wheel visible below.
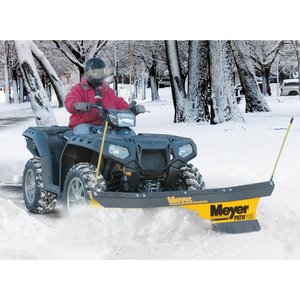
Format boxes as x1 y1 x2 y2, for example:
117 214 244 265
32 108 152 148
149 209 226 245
23 158 57 213
63 163 105 215
178 163 205 190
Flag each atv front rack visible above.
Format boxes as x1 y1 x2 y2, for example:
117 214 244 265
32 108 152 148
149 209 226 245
88 180 275 234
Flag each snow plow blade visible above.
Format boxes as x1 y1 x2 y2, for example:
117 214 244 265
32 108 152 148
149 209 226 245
88 180 275 234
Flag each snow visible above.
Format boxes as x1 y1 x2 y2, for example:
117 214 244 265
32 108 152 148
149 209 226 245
0 86 299 296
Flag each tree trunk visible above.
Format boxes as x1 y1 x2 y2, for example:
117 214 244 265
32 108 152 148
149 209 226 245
149 74 159 100
188 40 210 122
113 47 118 95
142 75 147 100
134 81 138 98
261 67 270 96
11 69 19 103
295 41 300 100
4 55 10 105
231 40 270 113
209 41 243 124
14 40 57 126
149 61 160 101
12 78 19 104
113 71 118 96
18 77 24 103
30 41 65 108
79 67 85 79
165 40 187 123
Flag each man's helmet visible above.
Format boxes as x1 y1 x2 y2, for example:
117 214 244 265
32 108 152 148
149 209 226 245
84 58 106 87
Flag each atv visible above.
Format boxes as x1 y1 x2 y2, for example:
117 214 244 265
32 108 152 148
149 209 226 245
22 103 204 214
22 102 283 233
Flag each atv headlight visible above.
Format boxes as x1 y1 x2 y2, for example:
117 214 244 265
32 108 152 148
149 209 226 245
178 144 193 158
108 110 136 127
117 112 136 127
108 144 129 159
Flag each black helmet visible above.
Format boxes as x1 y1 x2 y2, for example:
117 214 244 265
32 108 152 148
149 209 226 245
84 58 106 87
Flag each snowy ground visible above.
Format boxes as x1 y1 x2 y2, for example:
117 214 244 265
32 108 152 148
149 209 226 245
0 84 300 299
0 85 300 261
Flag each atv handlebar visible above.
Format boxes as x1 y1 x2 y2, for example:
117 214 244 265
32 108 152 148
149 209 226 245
128 100 150 114
92 101 149 118
92 102 107 119
134 104 148 114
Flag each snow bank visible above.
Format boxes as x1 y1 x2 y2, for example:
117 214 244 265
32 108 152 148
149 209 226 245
0 198 51 259
0 197 211 259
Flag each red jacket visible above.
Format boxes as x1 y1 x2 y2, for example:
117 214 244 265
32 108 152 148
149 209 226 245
65 77 129 128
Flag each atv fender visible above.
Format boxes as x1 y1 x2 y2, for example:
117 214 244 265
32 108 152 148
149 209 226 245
23 126 70 194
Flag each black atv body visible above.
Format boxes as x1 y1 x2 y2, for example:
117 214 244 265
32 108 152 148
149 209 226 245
22 108 204 214
23 124 198 195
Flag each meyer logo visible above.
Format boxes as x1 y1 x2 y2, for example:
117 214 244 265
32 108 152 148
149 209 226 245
167 196 193 206
210 204 249 220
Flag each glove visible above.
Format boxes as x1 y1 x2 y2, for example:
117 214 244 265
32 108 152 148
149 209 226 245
74 102 92 112
129 101 145 115
128 101 137 111
134 104 145 115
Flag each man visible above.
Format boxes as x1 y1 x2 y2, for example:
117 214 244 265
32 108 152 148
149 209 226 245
65 58 130 134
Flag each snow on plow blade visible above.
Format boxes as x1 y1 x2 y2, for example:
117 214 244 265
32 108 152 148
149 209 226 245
88 180 275 234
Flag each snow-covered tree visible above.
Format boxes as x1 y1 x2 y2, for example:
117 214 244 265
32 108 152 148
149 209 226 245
0 41 20 104
249 40 283 95
165 40 187 122
209 41 243 123
11 68 19 104
31 41 65 107
14 40 57 126
290 40 300 98
0 41 11 105
166 40 242 123
187 40 210 122
295 40 300 91
3 54 11 104
131 41 167 101
270 41 300 88
35 40 76 83
52 40 107 78
231 40 270 113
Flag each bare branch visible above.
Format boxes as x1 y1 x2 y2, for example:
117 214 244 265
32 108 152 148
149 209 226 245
62 40 82 60
89 40 108 58
52 40 84 69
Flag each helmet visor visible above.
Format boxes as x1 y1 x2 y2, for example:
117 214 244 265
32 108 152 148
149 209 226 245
88 68 106 79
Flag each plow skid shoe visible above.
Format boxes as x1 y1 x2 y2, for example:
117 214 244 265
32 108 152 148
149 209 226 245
89 180 275 234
